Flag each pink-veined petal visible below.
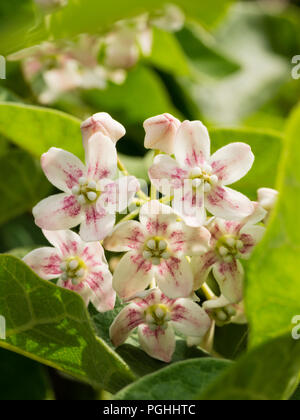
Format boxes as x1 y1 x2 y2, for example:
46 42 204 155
33 193 83 230
210 143 254 186
86 267 116 312
206 186 254 221
42 229 82 258
148 155 188 195
57 279 93 307
139 200 179 236
171 298 212 338
180 225 211 255
79 204 115 242
192 251 219 290
110 302 145 347
138 324 175 363
86 133 117 181
213 259 244 304
100 176 139 213
239 224 265 259
156 257 193 299
103 221 146 252
23 247 62 280
41 148 86 193
174 120 211 168
113 251 153 299
172 183 206 227
80 241 107 268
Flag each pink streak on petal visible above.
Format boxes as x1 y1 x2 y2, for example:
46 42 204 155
60 195 82 218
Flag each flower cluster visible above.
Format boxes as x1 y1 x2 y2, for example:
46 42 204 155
9 5 184 105
24 111 277 363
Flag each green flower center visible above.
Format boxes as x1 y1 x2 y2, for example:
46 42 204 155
143 236 171 265
60 256 87 285
72 177 101 205
216 234 244 263
144 304 171 331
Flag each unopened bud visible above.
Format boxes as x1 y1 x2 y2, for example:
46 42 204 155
81 112 126 150
144 113 181 155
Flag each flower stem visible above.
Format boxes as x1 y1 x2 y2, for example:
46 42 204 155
118 208 140 223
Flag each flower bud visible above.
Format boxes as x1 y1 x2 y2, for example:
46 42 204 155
81 112 126 150
257 188 278 212
143 113 181 155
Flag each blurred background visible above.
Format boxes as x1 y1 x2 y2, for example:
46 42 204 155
0 0 299 400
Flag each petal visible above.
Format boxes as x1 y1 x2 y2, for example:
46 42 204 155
239 224 266 259
206 186 254 220
86 133 117 180
42 229 82 257
171 298 212 338
110 302 145 347
58 279 93 306
174 120 211 168
86 267 116 312
79 204 115 242
242 202 267 226
139 200 179 236
33 193 83 230
80 241 107 268
41 148 86 194
203 295 230 311
101 176 139 213
179 225 211 255
172 182 206 227
103 221 146 252
112 252 153 299
138 324 175 363
41 148 86 193
144 113 181 155
213 260 244 304
148 154 188 195
23 247 62 280
156 257 193 299
192 251 218 290
210 143 254 186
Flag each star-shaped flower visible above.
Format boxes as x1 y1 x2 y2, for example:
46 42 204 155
24 229 115 312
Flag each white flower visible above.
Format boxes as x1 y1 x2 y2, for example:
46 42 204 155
104 200 210 299
149 120 255 227
33 133 139 242
192 204 266 303
110 288 211 362
23 229 115 312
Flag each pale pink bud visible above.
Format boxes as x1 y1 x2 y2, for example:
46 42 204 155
81 112 126 149
143 113 181 154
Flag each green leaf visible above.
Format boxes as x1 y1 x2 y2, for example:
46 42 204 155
176 23 240 79
185 3 290 125
114 358 231 400
0 347 51 400
0 102 83 159
149 28 190 77
0 149 51 226
0 0 37 55
200 334 300 400
210 128 283 200
246 104 300 347
0 255 136 393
